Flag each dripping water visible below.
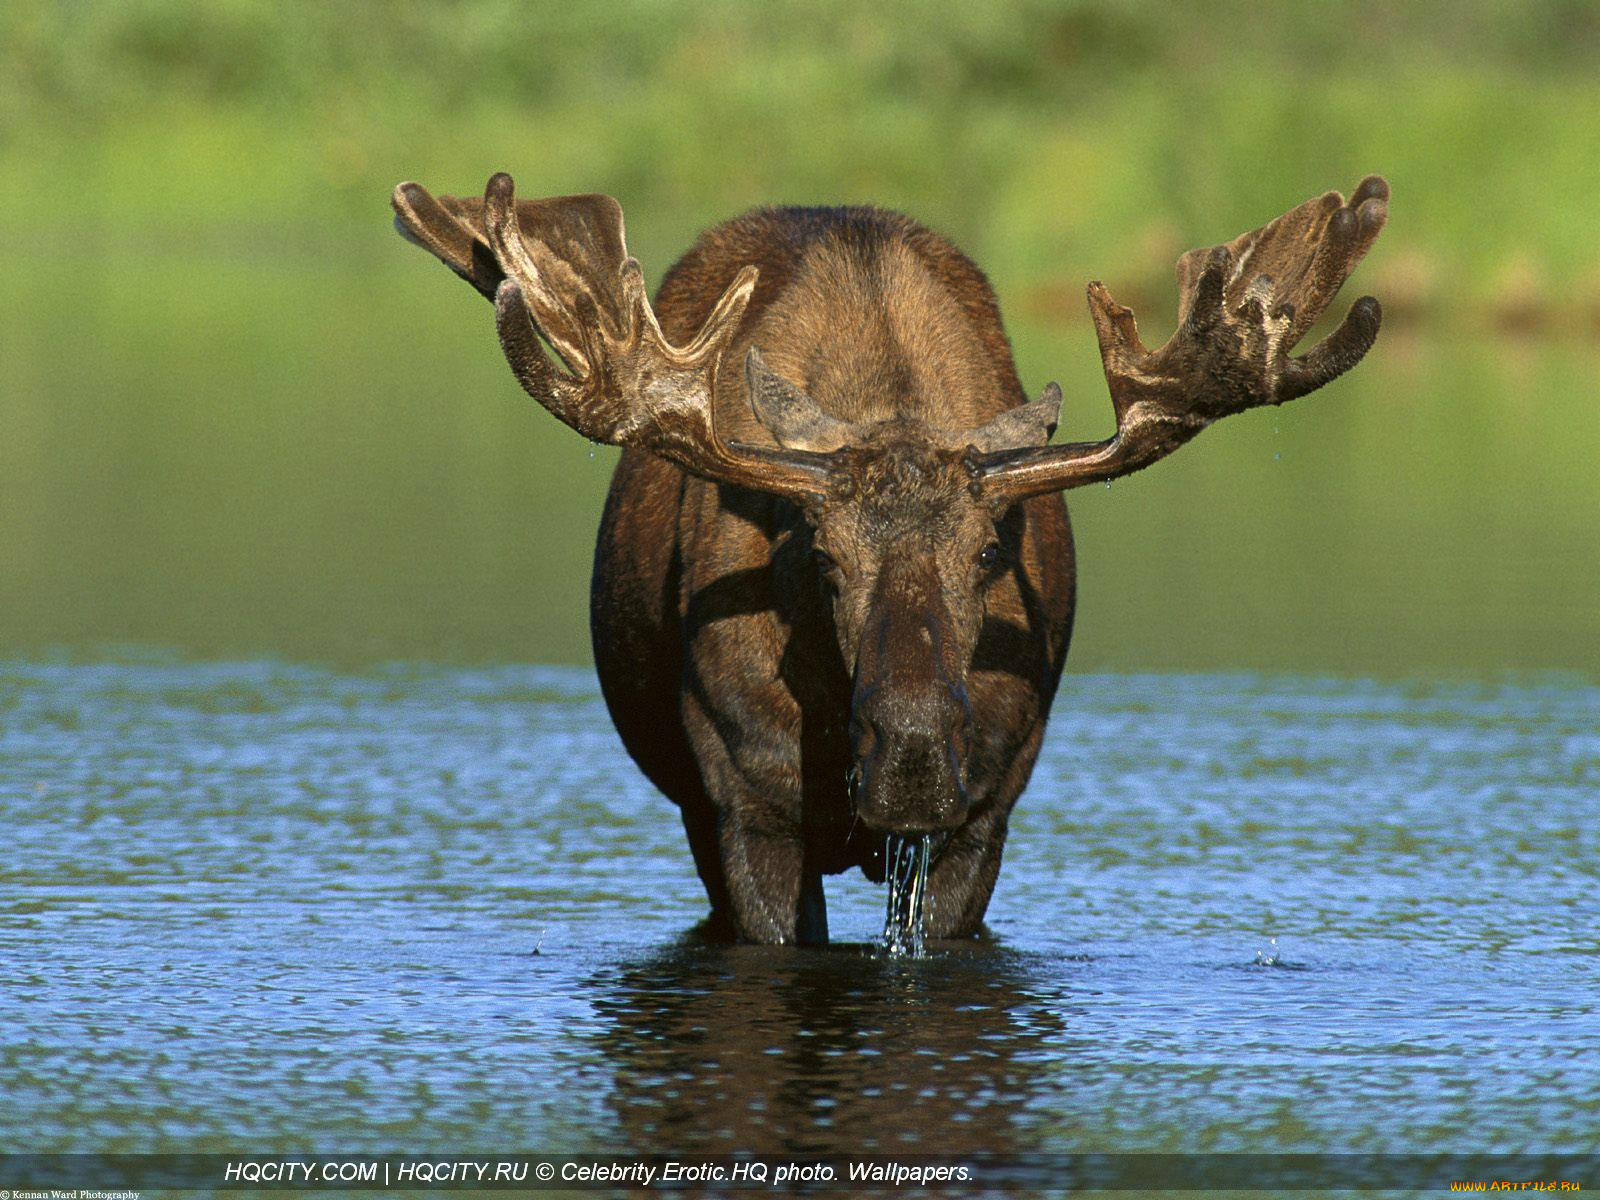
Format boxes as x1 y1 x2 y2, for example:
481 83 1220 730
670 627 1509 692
882 833 932 957
1251 935 1305 969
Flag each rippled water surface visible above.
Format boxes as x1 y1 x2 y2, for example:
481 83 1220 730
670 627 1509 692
2 660 1596 1156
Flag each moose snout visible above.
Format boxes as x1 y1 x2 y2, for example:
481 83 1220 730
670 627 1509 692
850 683 973 834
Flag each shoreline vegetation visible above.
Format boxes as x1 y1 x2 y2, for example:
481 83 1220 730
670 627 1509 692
4 1 1599 334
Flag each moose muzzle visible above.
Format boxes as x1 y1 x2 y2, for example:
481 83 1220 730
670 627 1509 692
850 674 973 834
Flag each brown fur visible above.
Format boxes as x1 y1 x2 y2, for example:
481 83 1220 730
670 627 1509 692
593 207 1074 943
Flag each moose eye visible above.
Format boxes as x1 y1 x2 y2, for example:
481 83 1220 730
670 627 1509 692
812 548 839 576
977 542 1003 572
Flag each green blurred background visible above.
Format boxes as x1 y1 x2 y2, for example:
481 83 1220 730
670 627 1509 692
2 0 1596 674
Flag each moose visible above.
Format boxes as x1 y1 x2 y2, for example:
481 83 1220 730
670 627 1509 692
393 172 1388 945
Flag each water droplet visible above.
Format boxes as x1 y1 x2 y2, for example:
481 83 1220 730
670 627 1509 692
1104 480 1112 491
1274 451 1281 461
587 448 597 460
883 833 932 957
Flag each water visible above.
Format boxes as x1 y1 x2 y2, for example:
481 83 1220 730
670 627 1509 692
2 243 1597 678
3 659 1596 1157
882 834 932 957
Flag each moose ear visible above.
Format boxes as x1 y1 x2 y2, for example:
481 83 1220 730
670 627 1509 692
959 384 1063 453
745 348 856 453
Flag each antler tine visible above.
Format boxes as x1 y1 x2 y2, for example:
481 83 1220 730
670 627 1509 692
493 278 604 437
391 180 499 300
482 172 601 376
979 176 1388 502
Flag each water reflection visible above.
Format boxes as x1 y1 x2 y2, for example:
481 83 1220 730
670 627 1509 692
591 939 1077 1155
3 259 1595 677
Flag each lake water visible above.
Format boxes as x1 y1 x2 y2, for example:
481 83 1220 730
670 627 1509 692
3 658 1596 1168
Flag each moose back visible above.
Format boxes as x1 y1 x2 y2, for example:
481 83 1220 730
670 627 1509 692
393 173 1387 944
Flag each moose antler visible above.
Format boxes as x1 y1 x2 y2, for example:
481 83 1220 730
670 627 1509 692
978 176 1389 500
392 173 833 499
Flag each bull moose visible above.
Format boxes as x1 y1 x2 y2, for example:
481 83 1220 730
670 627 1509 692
392 172 1388 945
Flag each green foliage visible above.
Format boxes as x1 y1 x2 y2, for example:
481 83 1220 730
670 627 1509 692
4 0 1599 297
